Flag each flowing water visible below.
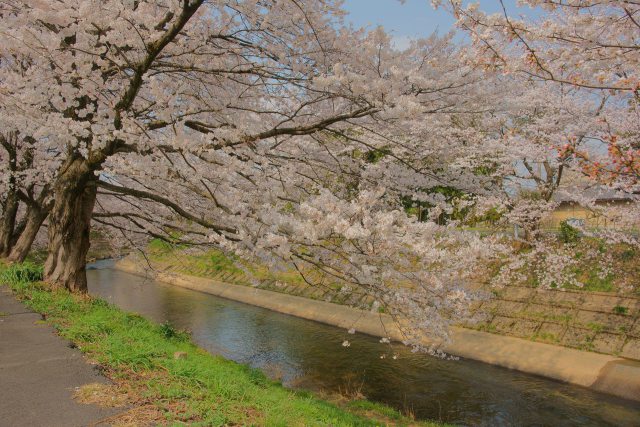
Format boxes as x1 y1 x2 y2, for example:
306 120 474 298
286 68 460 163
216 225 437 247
87 261 640 426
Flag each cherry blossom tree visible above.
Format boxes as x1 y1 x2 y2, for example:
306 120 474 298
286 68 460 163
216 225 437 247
6 0 636 345
0 45 59 262
0 131 21 257
442 0 640 188
0 121 55 262
86 29 517 347
1 0 395 291
438 0 639 292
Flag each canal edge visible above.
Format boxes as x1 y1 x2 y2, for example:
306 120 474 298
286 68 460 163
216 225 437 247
113 257 640 403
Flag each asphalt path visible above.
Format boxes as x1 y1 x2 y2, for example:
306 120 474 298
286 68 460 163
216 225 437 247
0 287 122 427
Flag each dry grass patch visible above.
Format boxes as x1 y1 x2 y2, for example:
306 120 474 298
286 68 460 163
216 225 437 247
74 382 130 408
92 404 167 427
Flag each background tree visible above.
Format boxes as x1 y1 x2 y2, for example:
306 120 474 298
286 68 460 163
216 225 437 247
0 131 21 257
0 128 54 261
442 0 640 188
439 0 639 291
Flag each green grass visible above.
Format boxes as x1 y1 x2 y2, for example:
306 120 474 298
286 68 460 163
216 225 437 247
0 262 441 426
613 305 629 315
586 322 605 333
532 332 560 344
146 240 329 295
581 269 614 292
149 240 289 282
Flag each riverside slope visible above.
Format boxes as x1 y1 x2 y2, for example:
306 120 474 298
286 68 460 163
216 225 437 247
115 257 640 402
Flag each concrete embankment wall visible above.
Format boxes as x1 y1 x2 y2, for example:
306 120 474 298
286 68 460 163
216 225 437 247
468 284 640 361
114 257 640 402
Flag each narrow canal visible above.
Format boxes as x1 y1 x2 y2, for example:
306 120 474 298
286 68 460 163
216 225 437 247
87 261 640 426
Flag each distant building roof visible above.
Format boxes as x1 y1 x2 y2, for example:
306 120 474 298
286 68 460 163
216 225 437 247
553 186 637 204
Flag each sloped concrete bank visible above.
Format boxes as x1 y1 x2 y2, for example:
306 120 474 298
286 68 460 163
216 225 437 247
114 258 640 402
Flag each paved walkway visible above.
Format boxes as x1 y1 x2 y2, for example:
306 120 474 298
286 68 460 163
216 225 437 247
0 287 122 427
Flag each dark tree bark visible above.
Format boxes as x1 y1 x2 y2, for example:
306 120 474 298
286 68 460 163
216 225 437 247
0 191 19 257
44 157 98 293
8 198 51 263
0 132 19 258
10 215 28 250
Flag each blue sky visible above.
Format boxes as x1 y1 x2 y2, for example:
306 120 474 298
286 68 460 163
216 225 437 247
342 1 538 48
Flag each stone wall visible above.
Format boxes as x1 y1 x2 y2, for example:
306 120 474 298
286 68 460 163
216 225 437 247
467 285 640 360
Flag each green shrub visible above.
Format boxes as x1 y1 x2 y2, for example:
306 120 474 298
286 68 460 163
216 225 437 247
621 249 636 261
559 220 580 244
159 320 189 341
613 305 628 315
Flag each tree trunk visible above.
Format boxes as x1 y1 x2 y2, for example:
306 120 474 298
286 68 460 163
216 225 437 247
44 158 97 293
10 215 28 250
0 131 19 257
8 203 49 263
0 191 19 257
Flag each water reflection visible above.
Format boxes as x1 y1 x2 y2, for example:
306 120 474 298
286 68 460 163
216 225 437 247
87 261 640 426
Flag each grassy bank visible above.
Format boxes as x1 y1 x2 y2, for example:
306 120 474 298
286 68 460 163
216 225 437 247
146 236 639 296
0 262 440 426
